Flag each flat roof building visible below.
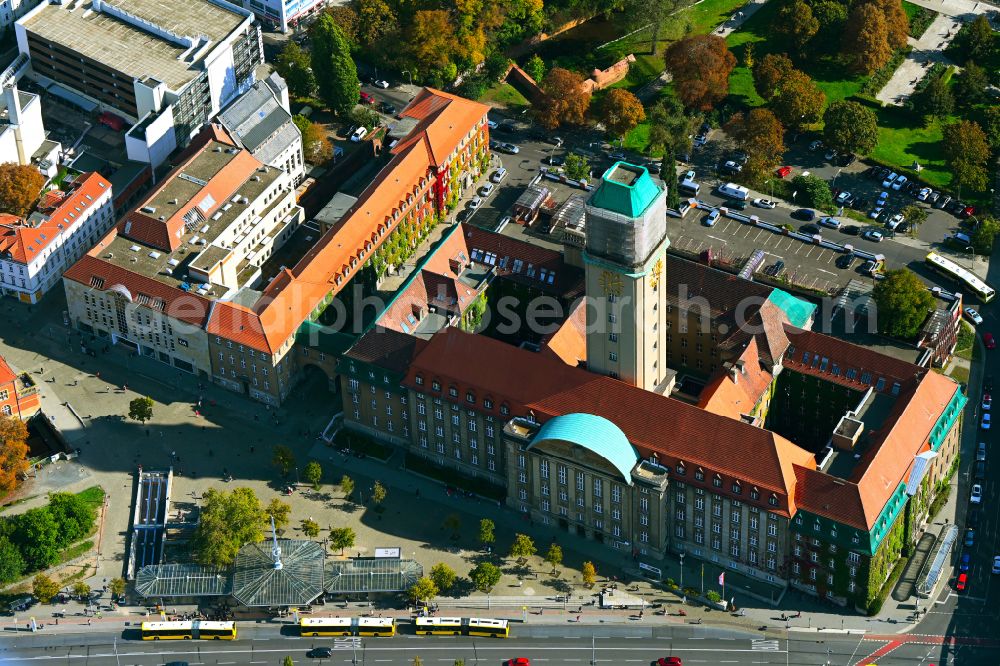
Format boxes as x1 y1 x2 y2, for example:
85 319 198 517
16 0 262 168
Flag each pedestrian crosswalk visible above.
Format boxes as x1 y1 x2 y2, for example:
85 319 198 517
333 638 361 649
752 639 781 651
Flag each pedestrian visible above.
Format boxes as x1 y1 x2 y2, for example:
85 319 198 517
576 615 580 622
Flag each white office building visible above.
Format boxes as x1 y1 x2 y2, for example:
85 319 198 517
237 0 328 33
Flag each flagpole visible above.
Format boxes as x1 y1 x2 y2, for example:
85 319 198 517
722 575 726 604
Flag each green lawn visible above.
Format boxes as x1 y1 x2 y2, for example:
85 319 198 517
870 111 951 189
480 82 529 110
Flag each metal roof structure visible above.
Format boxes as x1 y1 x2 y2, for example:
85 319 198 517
232 539 326 607
134 563 232 598
324 558 423 594
529 413 639 484
217 74 299 166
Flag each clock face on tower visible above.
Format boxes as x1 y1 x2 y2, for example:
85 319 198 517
600 270 623 296
651 258 663 290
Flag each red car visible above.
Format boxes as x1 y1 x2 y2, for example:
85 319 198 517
986 333 996 350
962 206 976 219
956 572 968 591
657 658 683 666
359 91 375 105
775 166 792 178
504 659 530 666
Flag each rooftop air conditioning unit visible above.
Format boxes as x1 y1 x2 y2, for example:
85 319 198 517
251 175 260 182
141 206 156 214
169 199 178 205
213 147 223 152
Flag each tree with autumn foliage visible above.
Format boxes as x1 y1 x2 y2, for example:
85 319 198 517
274 41 315 99
356 0 398 47
600 89 645 139
943 120 991 193
0 163 45 218
725 109 786 185
872 0 909 50
293 115 333 165
403 10 459 84
663 35 736 111
536 68 591 129
842 3 892 74
770 69 826 131
0 415 29 498
777 0 819 52
752 53 795 102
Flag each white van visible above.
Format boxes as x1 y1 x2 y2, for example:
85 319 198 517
678 178 700 196
717 182 749 201
350 126 368 142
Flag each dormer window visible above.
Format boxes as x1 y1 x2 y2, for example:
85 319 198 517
415 374 424 386
695 468 704 481
449 386 458 398
432 380 441 391
466 392 475 404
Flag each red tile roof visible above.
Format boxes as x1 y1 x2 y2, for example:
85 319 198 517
0 354 16 386
404 327 815 509
397 88 490 167
540 297 587 367
0 172 111 265
698 337 775 420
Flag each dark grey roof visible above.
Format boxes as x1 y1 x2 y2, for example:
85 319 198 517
232 539 326 607
217 75 299 166
134 563 232 598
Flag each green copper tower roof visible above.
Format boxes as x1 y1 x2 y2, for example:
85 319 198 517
529 413 639 483
589 161 662 218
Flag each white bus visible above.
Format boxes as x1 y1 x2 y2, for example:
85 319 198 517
718 182 750 201
926 252 995 302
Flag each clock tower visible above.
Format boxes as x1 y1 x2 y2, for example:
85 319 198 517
584 162 670 391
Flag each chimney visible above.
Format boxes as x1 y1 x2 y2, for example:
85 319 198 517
5 85 21 126
726 362 739 384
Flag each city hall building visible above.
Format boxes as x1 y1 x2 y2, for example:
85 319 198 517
339 163 965 611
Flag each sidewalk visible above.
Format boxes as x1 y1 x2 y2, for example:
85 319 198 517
876 14 964 106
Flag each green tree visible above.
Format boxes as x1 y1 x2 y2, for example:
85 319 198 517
545 543 563 574
982 106 1000 151
812 0 847 35
479 518 496 550
726 108 786 185
0 163 45 217
274 41 315 98
524 54 546 83
623 0 690 55
340 475 355 501
601 88 646 139
413 658 424 666
470 561 502 593
372 480 387 505
842 3 892 74
454 660 466 666
329 526 356 555
72 581 91 600
966 15 994 60
646 95 699 157
777 0 819 51
443 513 461 538
0 537 25 584
791 174 834 210
267 498 292 530
752 53 795 102
943 120 991 193
874 0 910 50
770 68 826 131
283 657 296 666
303 461 323 490
272 445 296 477
47 491 96 545
564 153 591 181
32 573 59 603
509 533 536 561
582 561 597 586
357 0 398 47
913 74 954 120
823 101 879 154
190 487 267 566
128 396 154 424
310 14 360 116
900 204 927 236
972 217 1000 254
872 269 935 338
0 415 29 496
430 562 457 593
662 150 680 209
301 518 320 537
409 576 439 602
109 577 126 599
663 34 736 111
955 61 989 106
13 506 60 570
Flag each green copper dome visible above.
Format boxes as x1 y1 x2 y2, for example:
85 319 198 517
588 161 662 218
530 413 639 482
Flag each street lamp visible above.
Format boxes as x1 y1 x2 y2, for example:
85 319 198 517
966 246 976 271
402 70 413 88
831 168 842 190
679 552 685 590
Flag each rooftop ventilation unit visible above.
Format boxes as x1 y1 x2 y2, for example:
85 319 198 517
140 206 156 214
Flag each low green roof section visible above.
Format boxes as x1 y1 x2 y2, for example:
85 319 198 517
589 162 661 218
768 289 817 328
530 413 639 483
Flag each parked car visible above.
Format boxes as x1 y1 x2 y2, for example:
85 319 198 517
837 153 857 167
935 194 952 209
987 375 995 392
842 225 861 236
971 483 983 503
722 160 742 173
486 119 498 129
993 556 1000 575
350 126 368 142
961 552 971 572
379 101 397 115
372 79 390 88
818 216 842 229
986 332 997 350
359 91 375 105
836 254 855 269
982 413 991 430
892 175 908 191
752 198 777 209
775 166 792 178
496 142 519 154
693 134 708 147
835 191 853 205
824 148 838 161
965 529 975 547
965 307 984 325
918 187 932 201
978 442 988 461
862 229 884 242
957 573 968 591
809 139 823 151
479 183 495 197
962 206 976 219
869 207 885 220
887 213 905 230
928 191 940 204
983 394 992 411
491 168 508 183
975 460 986 480
543 155 565 166
882 172 899 188
704 210 721 226
792 208 816 221
727 199 749 210
467 196 482 209
801 224 820 235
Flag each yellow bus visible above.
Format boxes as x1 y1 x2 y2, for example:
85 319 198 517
465 618 509 638
141 621 236 640
300 617 352 637
414 616 463 635
356 617 396 637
